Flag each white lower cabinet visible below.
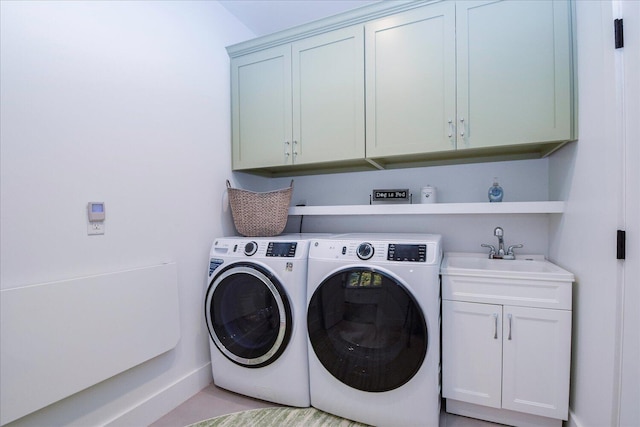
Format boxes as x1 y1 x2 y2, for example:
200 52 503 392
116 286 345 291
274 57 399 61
441 260 573 427
443 301 572 423
501 305 571 420
443 301 503 409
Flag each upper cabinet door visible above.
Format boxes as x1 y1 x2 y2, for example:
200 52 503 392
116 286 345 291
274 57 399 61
365 2 456 158
292 26 365 165
231 45 292 170
456 0 573 149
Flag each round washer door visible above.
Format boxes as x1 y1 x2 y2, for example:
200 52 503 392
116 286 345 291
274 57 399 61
307 267 428 392
205 263 292 368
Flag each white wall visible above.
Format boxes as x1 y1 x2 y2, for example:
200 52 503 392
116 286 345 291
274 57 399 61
549 1 627 426
0 1 252 425
618 1 640 425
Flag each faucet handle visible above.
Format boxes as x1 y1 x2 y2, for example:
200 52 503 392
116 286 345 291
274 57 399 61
507 244 524 255
481 244 497 258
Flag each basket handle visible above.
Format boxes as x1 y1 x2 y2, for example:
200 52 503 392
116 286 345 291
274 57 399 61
289 179 294 189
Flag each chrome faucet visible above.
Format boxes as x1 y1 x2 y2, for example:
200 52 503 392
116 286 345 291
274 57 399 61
481 227 523 259
494 227 505 256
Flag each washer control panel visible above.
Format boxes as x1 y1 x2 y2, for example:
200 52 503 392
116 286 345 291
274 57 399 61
211 238 307 260
242 241 298 257
266 241 297 257
244 241 258 256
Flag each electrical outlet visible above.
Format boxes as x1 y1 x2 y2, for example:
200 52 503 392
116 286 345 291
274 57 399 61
88 222 105 235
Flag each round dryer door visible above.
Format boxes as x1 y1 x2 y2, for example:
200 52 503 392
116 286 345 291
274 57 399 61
205 263 292 368
307 267 428 392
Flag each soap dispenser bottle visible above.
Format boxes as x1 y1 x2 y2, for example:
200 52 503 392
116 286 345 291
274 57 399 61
488 177 503 202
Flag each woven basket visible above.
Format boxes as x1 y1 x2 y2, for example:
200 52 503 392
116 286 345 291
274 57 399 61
226 180 293 237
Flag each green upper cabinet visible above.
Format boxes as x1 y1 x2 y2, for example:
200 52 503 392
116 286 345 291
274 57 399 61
231 26 365 171
229 0 576 174
366 0 574 164
292 27 365 166
231 45 292 170
456 0 574 150
365 2 457 159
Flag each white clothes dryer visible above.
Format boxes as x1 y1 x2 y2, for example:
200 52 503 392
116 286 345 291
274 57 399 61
306 233 442 426
205 234 318 407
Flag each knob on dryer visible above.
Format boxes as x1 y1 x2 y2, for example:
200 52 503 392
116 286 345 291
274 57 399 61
244 241 258 256
356 242 374 260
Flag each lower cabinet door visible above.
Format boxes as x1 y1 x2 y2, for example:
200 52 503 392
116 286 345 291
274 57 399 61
502 305 572 420
442 300 503 408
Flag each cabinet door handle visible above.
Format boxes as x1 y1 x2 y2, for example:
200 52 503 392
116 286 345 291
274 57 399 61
508 313 513 340
448 119 454 138
292 140 298 157
284 141 290 159
493 313 498 339
459 118 465 137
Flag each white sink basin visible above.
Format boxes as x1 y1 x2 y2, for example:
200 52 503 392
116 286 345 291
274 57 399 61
441 253 574 282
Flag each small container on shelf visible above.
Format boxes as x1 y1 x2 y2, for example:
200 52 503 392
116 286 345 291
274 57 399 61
420 185 437 204
488 178 504 203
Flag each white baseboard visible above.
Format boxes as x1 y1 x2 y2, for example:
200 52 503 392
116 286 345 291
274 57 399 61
567 409 585 427
105 362 213 427
445 400 562 427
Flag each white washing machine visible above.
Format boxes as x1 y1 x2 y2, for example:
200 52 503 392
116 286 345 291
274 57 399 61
306 233 442 426
204 234 318 407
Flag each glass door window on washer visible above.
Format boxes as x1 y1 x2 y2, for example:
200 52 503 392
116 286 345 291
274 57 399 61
205 264 293 368
307 268 428 392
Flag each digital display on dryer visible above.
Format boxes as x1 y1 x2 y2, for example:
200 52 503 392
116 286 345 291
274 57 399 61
266 242 297 257
387 244 426 262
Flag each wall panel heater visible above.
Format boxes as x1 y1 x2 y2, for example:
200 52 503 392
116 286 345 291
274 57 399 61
0 263 181 425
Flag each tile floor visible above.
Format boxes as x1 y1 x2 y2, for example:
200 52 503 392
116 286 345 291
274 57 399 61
149 383 504 427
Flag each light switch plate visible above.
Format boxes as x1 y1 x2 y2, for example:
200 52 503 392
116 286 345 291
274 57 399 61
88 222 105 235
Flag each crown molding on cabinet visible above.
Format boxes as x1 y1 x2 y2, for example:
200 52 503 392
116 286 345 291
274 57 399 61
226 0 439 58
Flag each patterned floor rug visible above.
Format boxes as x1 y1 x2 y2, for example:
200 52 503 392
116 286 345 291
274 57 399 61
187 406 370 427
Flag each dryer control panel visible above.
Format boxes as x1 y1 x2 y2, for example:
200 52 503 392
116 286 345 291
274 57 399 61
310 236 440 265
388 244 426 262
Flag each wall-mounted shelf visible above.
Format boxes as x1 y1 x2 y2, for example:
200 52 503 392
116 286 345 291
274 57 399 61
288 201 565 216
